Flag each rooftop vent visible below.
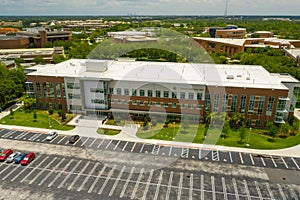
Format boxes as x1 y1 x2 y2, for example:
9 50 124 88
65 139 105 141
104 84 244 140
237 74 242 78
226 75 234 79
246 76 251 80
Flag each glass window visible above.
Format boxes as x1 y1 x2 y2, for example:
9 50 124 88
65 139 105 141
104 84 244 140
49 83 55 98
164 102 169 108
180 103 185 109
180 92 185 99
155 102 161 107
213 93 219 112
196 104 202 110
205 93 211 111
36 82 42 98
140 89 145 96
246 118 251 127
109 87 114 94
132 89 137 96
248 96 255 115
276 99 286 111
118 99 122 104
188 93 194 100
257 96 265 115
117 88 122 95
163 91 169 98
230 94 237 112
266 96 274 116
172 92 177 98
124 89 129 96
62 84 66 99
125 100 129 105
148 101 152 106
197 93 203 100
156 90 161 98
222 94 228 112
148 90 153 97
132 100 137 105
188 104 193 109
239 95 246 113
172 103 177 108
255 120 261 127
140 101 145 106
56 83 61 99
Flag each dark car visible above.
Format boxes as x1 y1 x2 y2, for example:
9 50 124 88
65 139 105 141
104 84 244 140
69 135 80 144
14 153 26 164
20 152 35 166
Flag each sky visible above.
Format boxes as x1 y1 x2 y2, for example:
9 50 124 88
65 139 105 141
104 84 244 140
1 0 299 16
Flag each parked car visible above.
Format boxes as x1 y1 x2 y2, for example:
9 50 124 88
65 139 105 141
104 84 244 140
6 152 21 163
14 153 26 164
20 152 35 166
69 135 80 144
0 149 13 161
46 131 58 141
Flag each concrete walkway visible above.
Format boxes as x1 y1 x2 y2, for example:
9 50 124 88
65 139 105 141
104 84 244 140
0 104 300 158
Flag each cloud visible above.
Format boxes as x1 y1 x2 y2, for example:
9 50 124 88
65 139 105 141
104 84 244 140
0 0 299 15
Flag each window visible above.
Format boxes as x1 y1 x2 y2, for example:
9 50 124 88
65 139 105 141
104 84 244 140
125 100 129 105
155 102 160 107
91 99 105 104
140 89 145 96
118 99 122 104
222 94 228 112
58 104 62 110
140 101 145 106
90 88 104 93
163 91 169 98
230 94 237 112
248 96 255 115
255 120 261 128
124 89 129 96
132 89 137 96
36 82 42 98
180 92 185 99
109 87 114 94
196 104 202 110
293 87 300 98
188 104 193 109
68 93 80 99
49 83 55 98
172 103 177 108
239 95 246 113
205 93 211 111
56 83 61 99
172 92 177 98
52 103 56 109
276 99 286 111
213 93 219 112
39 102 43 109
148 101 152 106
155 90 161 98
164 102 169 108
246 119 251 127
180 103 185 109
110 99 115 104
132 100 137 105
257 96 265 115
188 93 194 100
148 90 153 97
62 84 66 99
266 96 274 116
117 88 122 95
197 92 203 100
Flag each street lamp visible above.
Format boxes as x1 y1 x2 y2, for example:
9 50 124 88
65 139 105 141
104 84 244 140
173 121 176 140
246 127 252 147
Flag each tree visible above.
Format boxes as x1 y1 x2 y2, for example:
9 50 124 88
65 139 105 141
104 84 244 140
61 111 66 122
9 107 14 119
292 120 300 135
33 56 45 64
239 126 246 144
266 121 278 138
23 98 35 112
33 110 37 122
230 113 245 129
52 54 66 64
222 121 230 138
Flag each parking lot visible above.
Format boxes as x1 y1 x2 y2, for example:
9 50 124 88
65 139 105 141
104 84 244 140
0 128 299 172
0 153 299 200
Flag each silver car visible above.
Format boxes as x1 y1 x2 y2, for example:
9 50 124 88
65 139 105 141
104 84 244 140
46 131 58 141
6 152 21 163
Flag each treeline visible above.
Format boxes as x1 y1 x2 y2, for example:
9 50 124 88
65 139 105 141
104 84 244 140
0 63 25 110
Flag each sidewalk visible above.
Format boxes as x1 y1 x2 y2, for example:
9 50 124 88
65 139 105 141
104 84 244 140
0 104 300 158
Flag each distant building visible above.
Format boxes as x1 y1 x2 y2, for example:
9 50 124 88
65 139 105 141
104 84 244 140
0 35 30 49
252 31 274 38
108 30 158 43
25 59 300 127
0 28 20 34
208 25 246 39
0 20 23 27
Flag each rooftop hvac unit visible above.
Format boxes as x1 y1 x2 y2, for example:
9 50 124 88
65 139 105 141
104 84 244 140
226 74 234 79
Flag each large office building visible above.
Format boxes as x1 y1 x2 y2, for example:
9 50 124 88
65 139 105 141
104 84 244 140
26 59 300 128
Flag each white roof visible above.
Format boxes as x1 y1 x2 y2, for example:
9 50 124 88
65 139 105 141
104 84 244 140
193 37 246 46
27 59 289 90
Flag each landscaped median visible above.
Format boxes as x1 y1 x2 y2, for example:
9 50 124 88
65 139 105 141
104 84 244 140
0 109 75 131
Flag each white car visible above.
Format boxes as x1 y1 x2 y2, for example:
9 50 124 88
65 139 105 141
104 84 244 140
46 131 58 141
6 152 21 163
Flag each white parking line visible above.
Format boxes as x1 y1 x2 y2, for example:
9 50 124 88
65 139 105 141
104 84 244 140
105 140 113 149
265 182 275 200
77 162 100 192
67 161 91 190
200 174 204 200
277 184 287 200
57 136 67 145
177 172 183 200
254 181 263 200
189 173 193 200
153 170 164 200
88 138 98 148
260 157 266 167
139 144 145 153
2 130 16 138
113 141 121 151
28 133 42 141
38 158 66 186
29 157 58 185
211 176 216 200
57 160 82 189
119 167 135 198
142 169 154 200
221 177 228 200
122 141 128 151
48 158 74 187
281 157 289 169
20 156 50 183
109 166 126 196
249 154 255 165
228 152 233 163
130 142 137 152
80 137 90 147
131 168 144 199
271 156 277 168
98 165 116 195
243 180 251 200
87 164 107 193
239 153 244 164
0 165 12 176
50 135 61 143
169 146 173 156
165 171 173 200
15 131 30 139
289 188 298 200
72 137 81 145
97 139 105 148
232 178 240 200
291 157 300 170
2 165 21 180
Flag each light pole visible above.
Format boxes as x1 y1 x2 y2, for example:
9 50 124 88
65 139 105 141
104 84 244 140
246 127 252 147
173 121 176 140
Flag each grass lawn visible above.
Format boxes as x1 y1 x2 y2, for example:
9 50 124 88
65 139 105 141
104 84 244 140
137 123 300 150
97 128 121 136
0 109 74 131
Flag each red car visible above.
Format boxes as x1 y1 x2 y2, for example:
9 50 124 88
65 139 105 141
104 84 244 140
0 149 13 161
20 152 35 165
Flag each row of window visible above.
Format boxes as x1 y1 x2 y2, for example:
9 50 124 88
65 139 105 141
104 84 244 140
111 99 203 110
109 88 203 100
33 82 66 99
